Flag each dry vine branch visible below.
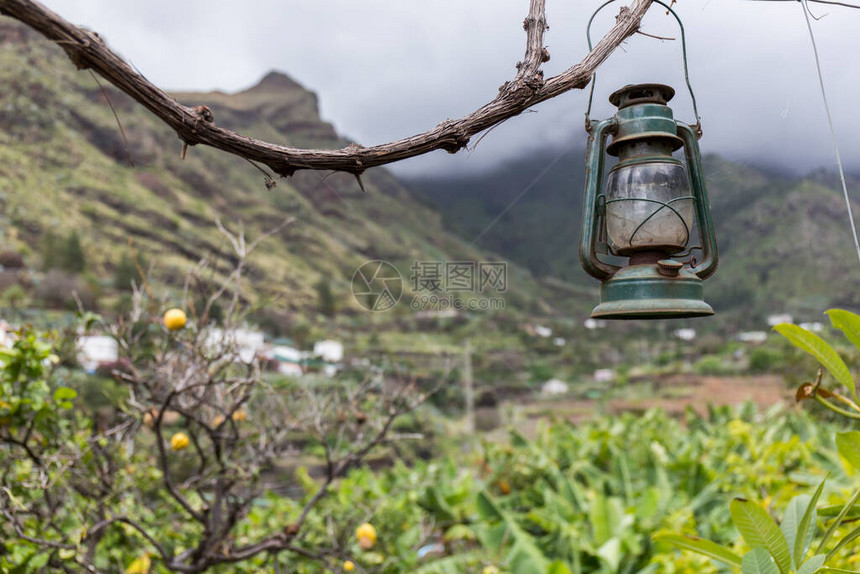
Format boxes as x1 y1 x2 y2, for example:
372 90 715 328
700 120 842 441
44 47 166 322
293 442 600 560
0 0 653 176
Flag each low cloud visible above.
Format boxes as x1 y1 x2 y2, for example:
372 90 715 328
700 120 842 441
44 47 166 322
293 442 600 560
41 0 860 176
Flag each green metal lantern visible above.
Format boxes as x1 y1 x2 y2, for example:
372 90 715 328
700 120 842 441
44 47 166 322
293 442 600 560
580 83 718 319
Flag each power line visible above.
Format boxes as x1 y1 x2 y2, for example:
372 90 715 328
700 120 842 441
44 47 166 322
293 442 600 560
799 0 860 265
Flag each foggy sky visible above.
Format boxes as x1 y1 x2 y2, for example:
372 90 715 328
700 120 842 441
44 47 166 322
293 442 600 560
32 0 860 177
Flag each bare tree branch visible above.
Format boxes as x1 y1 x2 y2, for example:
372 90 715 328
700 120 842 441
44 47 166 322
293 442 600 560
87 516 182 570
0 0 653 176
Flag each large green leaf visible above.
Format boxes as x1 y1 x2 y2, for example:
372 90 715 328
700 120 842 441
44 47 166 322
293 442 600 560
731 498 792 574
818 569 860 573
597 538 621 571
424 487 457 523
781 494 812 569
590 495 624 546
817 501 860 520
654 533 743 567
773 323 856 398
818 490 860 554
827 309 860 354
836 431 860 470
475 491 503 521
742 548 780 574
825 523 860 563
474 491 550 574
547 561 572 574
797 555 826 574
788 479 826 568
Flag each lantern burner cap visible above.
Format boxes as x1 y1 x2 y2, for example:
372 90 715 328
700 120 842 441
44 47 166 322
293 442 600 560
609 83 675 109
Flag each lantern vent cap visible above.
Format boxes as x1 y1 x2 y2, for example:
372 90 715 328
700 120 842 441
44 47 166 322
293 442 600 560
609 83 675 109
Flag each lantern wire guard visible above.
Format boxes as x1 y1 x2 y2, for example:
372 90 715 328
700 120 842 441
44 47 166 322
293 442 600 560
584 0 701 137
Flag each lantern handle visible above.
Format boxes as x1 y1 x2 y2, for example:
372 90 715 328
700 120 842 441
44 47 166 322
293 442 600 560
580 117 621 281
585 0 701 138
676 121 718 279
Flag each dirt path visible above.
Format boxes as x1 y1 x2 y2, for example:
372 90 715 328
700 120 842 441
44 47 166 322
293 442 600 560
614 374 790 415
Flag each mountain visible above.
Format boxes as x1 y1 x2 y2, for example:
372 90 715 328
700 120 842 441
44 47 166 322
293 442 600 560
407 144 860 325
5 17 855 330
0 20 587 319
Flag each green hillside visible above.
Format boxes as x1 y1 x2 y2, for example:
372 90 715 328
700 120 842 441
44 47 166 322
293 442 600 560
408 146 860 325
0 20 589 319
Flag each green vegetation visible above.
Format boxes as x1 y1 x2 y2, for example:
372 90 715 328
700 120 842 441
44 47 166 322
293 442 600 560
0 20 573 322
3 314 860 571
3 14 860 574
655 309 860 572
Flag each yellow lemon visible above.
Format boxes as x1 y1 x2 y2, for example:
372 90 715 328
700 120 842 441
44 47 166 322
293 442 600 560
356 523 377 550
163 308 187 331
125 553 151 574
482 567 500 574
212 414 225 427
170 432 190 451
343 561 355 571
232 409 247 422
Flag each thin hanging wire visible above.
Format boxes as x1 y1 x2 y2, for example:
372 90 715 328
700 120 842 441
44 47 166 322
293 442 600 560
800 0 860 265
584 0 701 135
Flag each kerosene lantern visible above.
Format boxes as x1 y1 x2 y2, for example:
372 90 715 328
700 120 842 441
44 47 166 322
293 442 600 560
580 83 717 319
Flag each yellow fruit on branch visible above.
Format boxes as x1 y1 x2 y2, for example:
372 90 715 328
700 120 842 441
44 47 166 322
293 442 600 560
163 308 187 331
170 432 190 451
212 414 225 427
343 560 356 571
231 409 247 422
482 566 500 574
125 553 151 574
355 523 377 550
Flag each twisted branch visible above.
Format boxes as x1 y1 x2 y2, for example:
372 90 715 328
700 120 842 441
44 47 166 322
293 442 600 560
0 0 653 176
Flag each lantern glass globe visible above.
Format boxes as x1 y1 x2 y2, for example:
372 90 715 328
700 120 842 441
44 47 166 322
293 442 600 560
604 159 694 255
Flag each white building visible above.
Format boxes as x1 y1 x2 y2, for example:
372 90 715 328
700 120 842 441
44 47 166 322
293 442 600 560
767 314 793 327
534 325 552 338
738 331 768 343
206 328 266 364
0 321 14 348
262 339 344 377
673 328 696 341
265 344 305 376
77 335 118 373
541 378 569 396
313 340 344 363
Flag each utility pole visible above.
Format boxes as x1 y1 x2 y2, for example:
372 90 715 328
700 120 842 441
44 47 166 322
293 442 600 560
464 340 474 434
